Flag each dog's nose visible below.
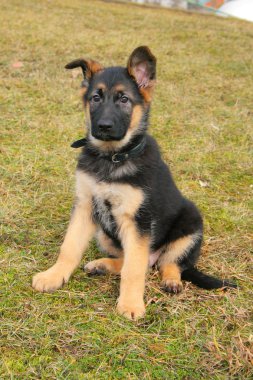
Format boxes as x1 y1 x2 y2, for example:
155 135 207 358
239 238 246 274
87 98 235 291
98 120 113 132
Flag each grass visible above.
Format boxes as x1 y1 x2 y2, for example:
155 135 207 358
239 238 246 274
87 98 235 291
1 0 252 378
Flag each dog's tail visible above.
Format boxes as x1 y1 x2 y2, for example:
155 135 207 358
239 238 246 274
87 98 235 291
181 267 237 289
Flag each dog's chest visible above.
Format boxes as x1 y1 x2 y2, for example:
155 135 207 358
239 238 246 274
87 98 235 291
76 170 144 228
92 196 116 231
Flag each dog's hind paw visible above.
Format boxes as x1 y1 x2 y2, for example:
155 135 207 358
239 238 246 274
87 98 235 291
161 279 183 294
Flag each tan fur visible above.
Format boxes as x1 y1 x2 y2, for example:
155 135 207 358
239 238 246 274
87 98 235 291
80 87 87 97
112 186 149 320
32 195 96 292
117 233 149 320
157 234 200 293
160 263 183 293
94 82 106 91
160 263 181 282
89 123 142 152
129 105 143 131
139 83 155 103
113 84 126 92
84 102 91 130
158 233 200 265
76 170 148 319
89 133 132 151
86 59 103 78
85 257 123 275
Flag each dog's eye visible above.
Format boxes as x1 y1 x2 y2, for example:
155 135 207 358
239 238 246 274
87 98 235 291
120 95 129 104
92 94 101 102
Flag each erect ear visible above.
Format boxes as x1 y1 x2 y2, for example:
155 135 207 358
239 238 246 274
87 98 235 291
127 46 156 102
65 58 103 87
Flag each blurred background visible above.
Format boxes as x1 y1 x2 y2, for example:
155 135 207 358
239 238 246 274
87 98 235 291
127 0 253 22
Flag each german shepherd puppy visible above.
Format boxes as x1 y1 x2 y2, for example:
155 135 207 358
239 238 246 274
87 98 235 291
32 46 236 320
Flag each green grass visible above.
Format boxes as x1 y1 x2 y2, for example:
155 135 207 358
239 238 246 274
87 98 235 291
1 0 253 378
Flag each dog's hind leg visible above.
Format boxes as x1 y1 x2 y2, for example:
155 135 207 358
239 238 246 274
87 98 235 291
159 263 183 294
158 233 201 294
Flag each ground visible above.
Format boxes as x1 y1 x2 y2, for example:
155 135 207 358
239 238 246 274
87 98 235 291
0 0 252 379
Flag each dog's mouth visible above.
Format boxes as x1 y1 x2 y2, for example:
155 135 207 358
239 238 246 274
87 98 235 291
91 131 124 142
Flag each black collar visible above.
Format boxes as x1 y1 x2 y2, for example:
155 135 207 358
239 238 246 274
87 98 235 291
71 136 146 163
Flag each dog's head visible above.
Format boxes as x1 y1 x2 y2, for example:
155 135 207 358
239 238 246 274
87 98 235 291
65 46 156 150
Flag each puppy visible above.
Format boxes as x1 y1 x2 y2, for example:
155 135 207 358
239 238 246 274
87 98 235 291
32 46 236 320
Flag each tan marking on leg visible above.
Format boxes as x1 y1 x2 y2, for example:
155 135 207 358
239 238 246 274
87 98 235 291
160 263 183 294
96 229 123 258
117 231 149 320
84 257 123 275
158 234 200 294
108 185 148 320
159 233 201 265
32 172 96 292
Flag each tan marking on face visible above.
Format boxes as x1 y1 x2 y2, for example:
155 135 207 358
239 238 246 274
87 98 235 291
80 87 87 97
113 84 126 92
129 104 143 131
84 257 123 275
94 82 107 91
89 134 132 151
84 102 91 130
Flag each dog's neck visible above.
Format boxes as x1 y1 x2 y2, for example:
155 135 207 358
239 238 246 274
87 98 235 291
72 134 147 164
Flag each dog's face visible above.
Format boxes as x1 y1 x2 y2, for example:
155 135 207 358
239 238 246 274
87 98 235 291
66 47 156 148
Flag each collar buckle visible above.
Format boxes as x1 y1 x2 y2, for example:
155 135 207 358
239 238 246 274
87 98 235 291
111 153 121 163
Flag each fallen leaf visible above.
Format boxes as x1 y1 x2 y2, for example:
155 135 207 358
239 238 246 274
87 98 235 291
199 180 209 188
12 61 23 68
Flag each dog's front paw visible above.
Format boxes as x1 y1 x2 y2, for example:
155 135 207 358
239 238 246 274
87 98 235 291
116 298 145 320
32 265 68 292
161 279 183 294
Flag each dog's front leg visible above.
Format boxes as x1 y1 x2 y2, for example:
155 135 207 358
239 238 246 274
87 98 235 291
32 198 96 292
117 221 149 320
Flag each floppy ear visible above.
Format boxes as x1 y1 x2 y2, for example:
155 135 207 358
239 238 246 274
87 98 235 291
65 58 103 87
127 46 156 100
